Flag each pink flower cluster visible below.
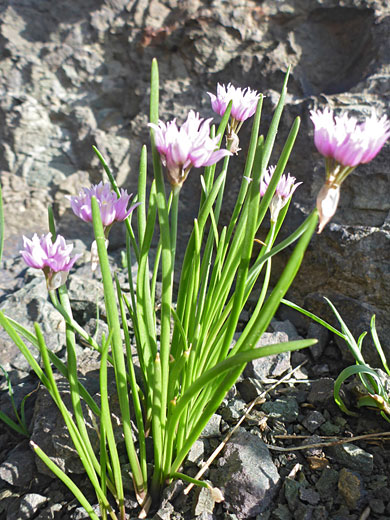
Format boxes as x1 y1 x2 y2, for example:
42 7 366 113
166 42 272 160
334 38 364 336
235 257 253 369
208 83 260 123
260 166 301 222
311 107 390 233
21 233 79 290
149 110 231 187
69 182 140 228
310 108 390 168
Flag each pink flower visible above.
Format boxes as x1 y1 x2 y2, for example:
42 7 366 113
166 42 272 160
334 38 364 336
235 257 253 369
310 108 390 168
208 83 260 154
260 166 302 222
149 110 231 187
311 108 390 233
21 233 79 290
69 182 140 228
208 83 260 123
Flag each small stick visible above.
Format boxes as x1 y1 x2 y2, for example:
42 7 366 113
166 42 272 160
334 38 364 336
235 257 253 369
359 506 371 520
266 431 390 452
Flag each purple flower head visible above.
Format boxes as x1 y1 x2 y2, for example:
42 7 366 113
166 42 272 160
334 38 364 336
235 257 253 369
69 182 140 228
208 83 260 123
260 166 302 222
310 108 390 169
311 108 390 233
149 110 231 187
21 233 79 290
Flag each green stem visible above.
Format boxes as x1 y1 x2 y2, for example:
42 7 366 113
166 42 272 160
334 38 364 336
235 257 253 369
34 323 117 517
91 197 146 501
100 331 125 515
57 285 112 485
30 441 103 520
115 277 148 484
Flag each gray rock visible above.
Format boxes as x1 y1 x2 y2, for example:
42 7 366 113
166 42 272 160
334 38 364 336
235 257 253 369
261 397 299 424
30 377 100 477
272 504 292 520
299 487 320 506
72 504 101 520
200 414 221 438
0 276 66 370
152 502 175 520
301 435 324 458
193 486 215 516
16 493 48 519
307 378 339 410
302 410 326 433
0 489 14 514
195 513 216 520
284 477 300 509
0 373 36 429
306 322 330 360
293 502 314 520
220 397 246 422
319 420 341 436
315 467 339 498
210 428 280 518
35 503 66 519
244 332 291 381
271 320 302 341
187 439 205 466
369 498 385 514
337 467 366 510
0 441 35 488
328 443 374 475
312 506 328 520
236 377 264 403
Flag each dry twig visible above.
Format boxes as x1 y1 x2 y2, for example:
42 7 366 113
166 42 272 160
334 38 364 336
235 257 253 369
267 431 390 452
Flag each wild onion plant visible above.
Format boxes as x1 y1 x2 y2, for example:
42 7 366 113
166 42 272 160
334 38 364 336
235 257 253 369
0 59 388 519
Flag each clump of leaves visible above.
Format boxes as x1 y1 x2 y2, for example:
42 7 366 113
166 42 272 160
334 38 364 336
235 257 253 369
283 297 390 422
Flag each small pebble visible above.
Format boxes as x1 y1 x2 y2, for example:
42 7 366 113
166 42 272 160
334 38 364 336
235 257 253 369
329 443 373 475
302 410 326 433
299 486 320 505
338 467 366 509
369 498 385 514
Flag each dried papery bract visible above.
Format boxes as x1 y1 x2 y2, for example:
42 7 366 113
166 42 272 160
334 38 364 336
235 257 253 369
311 108 390 233
316 183 340 234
